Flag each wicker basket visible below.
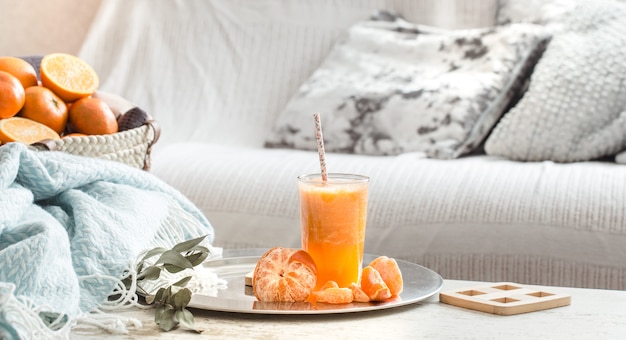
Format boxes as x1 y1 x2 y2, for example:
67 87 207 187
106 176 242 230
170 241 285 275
19 55 160 170
34 120 160 171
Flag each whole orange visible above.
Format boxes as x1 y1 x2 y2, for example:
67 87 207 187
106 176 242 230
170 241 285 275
19 86 68 134
68 97 118 135
0 71 26 119
0 56 38 89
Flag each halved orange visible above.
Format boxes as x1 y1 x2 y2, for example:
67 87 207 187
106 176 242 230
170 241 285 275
40 53 99 102
0 117 60 144
360 266 392 301
369 256 404 296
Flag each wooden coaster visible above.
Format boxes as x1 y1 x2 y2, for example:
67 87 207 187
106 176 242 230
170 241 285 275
244 270 254 286
439 282 571 315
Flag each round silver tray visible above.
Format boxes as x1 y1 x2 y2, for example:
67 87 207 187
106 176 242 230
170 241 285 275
188 248 443 314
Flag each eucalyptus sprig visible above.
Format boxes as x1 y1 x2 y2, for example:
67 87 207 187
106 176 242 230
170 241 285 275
124 235 210 332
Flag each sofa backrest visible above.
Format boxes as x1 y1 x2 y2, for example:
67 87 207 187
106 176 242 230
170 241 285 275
79 0 497 148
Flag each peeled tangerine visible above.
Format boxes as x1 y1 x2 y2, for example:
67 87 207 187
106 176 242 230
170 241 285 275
253 247 317 302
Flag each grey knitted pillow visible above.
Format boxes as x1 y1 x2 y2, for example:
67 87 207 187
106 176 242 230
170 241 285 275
485 1 626 162
265 11 550 159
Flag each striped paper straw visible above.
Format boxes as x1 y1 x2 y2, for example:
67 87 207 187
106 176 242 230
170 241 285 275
313 112 328 182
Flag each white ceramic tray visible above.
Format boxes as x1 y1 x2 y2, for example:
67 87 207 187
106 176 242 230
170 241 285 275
188 248 443 314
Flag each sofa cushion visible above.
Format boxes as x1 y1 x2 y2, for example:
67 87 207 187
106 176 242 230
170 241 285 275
78 0 498 150
485 1 626 162
265 12 550 158
152 143 626 289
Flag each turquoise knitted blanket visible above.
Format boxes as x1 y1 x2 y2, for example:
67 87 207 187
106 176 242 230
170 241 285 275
0 143 214 338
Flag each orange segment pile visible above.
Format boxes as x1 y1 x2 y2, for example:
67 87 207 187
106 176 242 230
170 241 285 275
40 53 99 103
0 53 126 146
309 255 403 304
252 250 405 305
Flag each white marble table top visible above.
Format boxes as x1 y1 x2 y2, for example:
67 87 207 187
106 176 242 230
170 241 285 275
71 280 626 339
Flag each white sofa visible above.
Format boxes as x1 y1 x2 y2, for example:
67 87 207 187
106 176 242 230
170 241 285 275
10 0 626 290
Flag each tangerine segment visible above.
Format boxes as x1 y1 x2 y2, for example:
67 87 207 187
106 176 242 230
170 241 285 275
40 53 99 102
320 280 339 290
253 247 317 302
0 56 38 88
369 256 404 296
350 283 370 303
0 71 26 119
313 287 354 304
0 117 60 144
360 266 392 301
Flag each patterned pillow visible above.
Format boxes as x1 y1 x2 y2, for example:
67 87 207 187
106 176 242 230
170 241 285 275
265 11 550 159
485 1 626 162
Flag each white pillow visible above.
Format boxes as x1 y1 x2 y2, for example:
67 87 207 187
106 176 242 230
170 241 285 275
78 0 498 149
485 1 626 162
265 11 550 158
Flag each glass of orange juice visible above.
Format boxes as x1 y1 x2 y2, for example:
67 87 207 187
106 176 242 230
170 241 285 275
297 173 369 289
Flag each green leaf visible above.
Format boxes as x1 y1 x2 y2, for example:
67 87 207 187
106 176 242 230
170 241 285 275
155 250 193 269
164 286 173 300
172 276 192 287
169 285 182 296
184 252 209 267
137 266 162 281
163 263 187 274
140 247 168 262
176 309 200 333
172 235 207 253
154 287 166 303
157 308 178 331
185 245 209 255
172 288 192 309
154 304 167 322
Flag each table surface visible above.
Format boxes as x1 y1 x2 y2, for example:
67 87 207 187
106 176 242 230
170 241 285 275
71 279 626 339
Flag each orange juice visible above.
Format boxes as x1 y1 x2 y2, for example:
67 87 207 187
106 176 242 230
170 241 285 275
297 173 369 289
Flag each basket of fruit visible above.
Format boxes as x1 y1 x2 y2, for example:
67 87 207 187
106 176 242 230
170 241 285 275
0 54 160 170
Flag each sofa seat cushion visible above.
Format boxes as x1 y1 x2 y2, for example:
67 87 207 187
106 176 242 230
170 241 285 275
152 143 626 289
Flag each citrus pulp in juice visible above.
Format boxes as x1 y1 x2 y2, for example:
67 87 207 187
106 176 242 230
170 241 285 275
298 173 369 289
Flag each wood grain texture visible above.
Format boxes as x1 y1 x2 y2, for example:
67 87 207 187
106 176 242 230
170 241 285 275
439 282 571 315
